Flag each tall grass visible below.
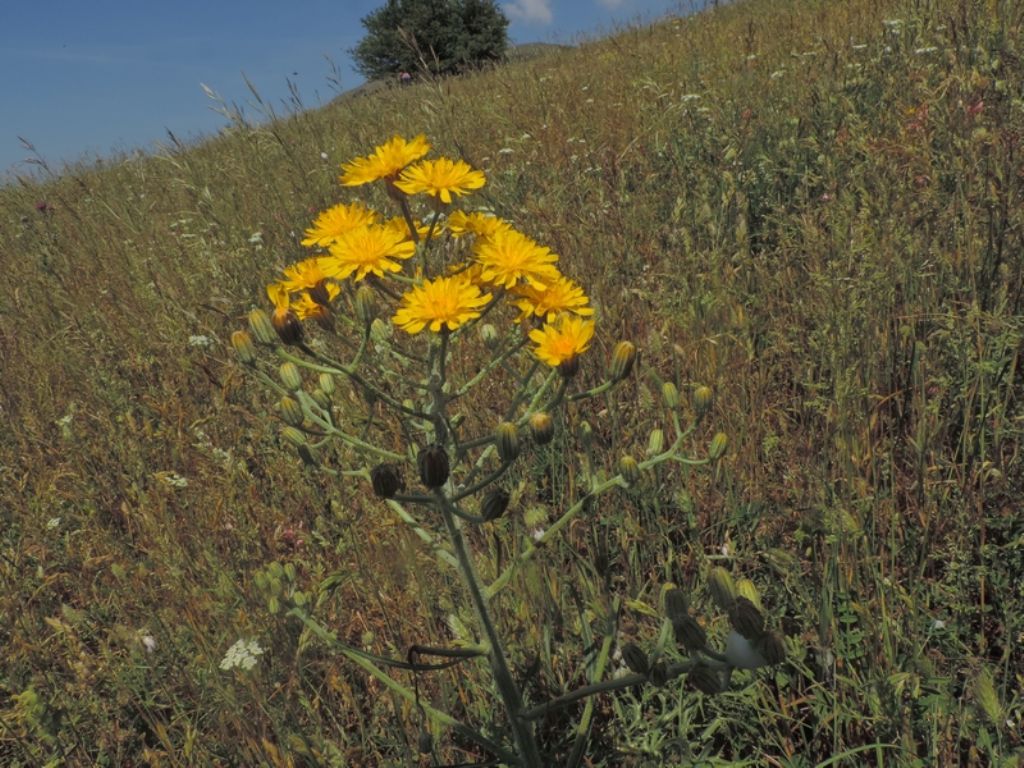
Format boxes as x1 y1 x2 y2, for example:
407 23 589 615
1 0 1021 764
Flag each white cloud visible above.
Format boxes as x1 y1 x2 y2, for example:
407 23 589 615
503 0 554 24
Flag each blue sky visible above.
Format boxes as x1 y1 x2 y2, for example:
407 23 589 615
0 0 697 180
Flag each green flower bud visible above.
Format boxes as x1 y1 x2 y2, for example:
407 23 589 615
418 444 450 488
279 362 302 391
354 284 376 326
693 385 714 417
663 588 690 624
279 396 304 427
729 596 765 640
687 662 721 695
281 426 307 448
479 323 499 350
283 562 296 581
370 464 403 499
974 666 1004 727
647 428 664 456
529 412 554 445
310 388 331 411
495 422 520 463
754 631 786 666
608 340 637 382
318 372 336 395
481 488 511 521
620 643 649 676
370 318 391 344
674 615 707 652
736 579 763 611
708 566 737 611
248 308 277 345
578 420 593 451
708 432 729 461
231 330 256 363
661 381 680 409
619 455 640 486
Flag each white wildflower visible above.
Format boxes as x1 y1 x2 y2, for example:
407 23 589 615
46 517 61 531
248 231 264 245
914 46 938 55
220 638 264 671
155 471 189 489
141 635 157 654
188 334 214 349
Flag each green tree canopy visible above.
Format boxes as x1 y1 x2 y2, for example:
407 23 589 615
352 0 509 81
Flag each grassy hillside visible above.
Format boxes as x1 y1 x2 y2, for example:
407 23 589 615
2 0 1022 764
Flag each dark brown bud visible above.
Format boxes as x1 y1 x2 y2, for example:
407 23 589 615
481 488 510 521
529 412 554 445
418 444 450 488
557 355 580 378
272 308 304 346
673 615 707 652
687 662 721 695
729 596 765 640
417 731 433 754
649 660 669 687
664 588 689 624
620 643 649 676
754 631 786 665
370 464 403 499
494 422 520 463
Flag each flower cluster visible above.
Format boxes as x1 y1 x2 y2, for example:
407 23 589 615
265 135 596 369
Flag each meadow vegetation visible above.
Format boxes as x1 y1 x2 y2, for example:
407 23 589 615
1 0 1022 764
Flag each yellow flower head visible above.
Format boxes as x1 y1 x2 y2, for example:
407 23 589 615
395 157 486 204
512 274 593 323
292 289 338 321
529 314 596 368
473 228 560 290
446 210 511 240
383 214 430 242
280 257 336 307
301 202 378 248
340 134 431 186
392 274 493 334
319 224 416 282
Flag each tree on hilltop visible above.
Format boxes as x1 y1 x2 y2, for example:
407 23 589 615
352 0 509 81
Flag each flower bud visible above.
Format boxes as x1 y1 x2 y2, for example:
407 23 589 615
708 432 729 461
479 323 499 350
647 428 664 456
494 422 520 463
608 341 636 382
754 631 786 666
649 660 669 687
687 663 721 695
418 444 450 488
248 308 277 345
736 579 763 611
417 731 434 755
529 412 554 445
619 455 640 486
279 396 304 427
481 488 511 521
663 588 689 624
231 330 257 363
729 596 765 640
318 372 336 395
578 420 593 451
693 385 713 417
708 566 737 611
370 464 403 499
310 389 331 411
661 381 680 409
281 426 307 448
272 308 304 346
354 284 376 326
370 318 391 344
279 362 302 391
674 615 707 652
620 643 649 676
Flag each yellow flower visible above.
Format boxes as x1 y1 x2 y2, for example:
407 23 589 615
393 274 493 333
292 289 338 321
301 202 378 248
512 274 593 323
473 228 560 289
395 158 486 204
279 257 336 307
383 215 430 242
319 224 416 282
529 314 595 367
446 210 511 239
340 134 431 186
266 283 304 344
